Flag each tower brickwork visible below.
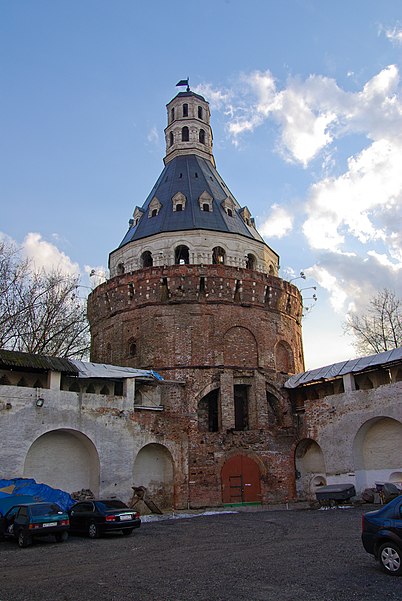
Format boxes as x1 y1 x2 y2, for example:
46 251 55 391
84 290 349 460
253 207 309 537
88 86 304 508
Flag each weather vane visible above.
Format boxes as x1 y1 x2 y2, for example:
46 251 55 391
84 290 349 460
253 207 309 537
176 78 190 92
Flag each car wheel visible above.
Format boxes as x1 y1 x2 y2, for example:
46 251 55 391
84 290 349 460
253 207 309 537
122 529 133 536
379 542 402 576
88 521 99 539
55 531 68 543
17 530 31 548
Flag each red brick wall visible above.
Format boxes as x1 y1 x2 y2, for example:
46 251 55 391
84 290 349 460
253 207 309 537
88 264 304 507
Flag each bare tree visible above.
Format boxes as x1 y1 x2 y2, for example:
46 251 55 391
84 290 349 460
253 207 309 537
0 239 90 358
345 289 402 355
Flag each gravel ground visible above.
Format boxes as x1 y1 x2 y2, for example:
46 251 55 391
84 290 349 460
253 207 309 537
0 505 399 601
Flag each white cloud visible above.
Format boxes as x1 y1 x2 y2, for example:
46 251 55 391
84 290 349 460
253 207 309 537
384 26 402 46
193 83 231 110
258 204 293 238
147 126 159 145
21 233 80 275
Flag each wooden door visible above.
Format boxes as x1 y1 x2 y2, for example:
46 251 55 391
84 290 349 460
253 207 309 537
221 455 261 504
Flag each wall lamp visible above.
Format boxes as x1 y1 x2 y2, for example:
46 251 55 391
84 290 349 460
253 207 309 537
300 286 316 292
289 271 306 283
36 397 44 408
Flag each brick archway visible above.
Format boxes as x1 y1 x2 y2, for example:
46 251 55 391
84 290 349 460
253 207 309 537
221 454 261 504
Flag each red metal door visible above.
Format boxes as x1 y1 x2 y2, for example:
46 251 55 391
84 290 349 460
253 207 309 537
221 455 261 504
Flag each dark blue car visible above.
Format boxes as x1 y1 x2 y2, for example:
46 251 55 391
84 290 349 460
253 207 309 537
362 495 402 575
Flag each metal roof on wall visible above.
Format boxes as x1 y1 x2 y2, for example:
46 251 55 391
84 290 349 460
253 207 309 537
69 360 162 381
0 350 162 381
285 347 402 389
0 349 78 374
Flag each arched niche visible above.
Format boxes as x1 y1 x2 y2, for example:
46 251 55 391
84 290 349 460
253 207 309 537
133 443 174 510
353 416 402 493
294 438 326 500
223 326 258 368
23 429 100 495
275 340 294 374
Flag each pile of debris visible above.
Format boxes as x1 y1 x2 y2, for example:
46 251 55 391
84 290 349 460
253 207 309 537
71 488 95 501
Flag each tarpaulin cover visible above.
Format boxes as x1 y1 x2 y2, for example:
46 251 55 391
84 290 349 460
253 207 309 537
0 478 75 511
0 495 35 515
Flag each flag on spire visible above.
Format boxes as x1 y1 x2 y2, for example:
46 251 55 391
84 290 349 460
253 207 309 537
176 78 190 91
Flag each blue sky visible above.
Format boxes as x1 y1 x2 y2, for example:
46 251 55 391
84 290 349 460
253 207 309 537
1 0 402 369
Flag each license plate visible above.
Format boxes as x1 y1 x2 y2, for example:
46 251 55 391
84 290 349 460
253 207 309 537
119 514 132 521
43 522 57 527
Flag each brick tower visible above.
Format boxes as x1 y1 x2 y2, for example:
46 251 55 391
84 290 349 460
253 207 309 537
88 84 305 507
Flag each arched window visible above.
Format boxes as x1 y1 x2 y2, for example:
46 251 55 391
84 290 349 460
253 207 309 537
141 251 153 268
203 203 210 212
117 262 125 275
227 208 233 217
169 131 174 147
182 126 189 142
212 246 225 264
245 254 256 270
198 106 203 119
199 129 205 144
171 107 175 122
175 245 190 265
183 103 188 117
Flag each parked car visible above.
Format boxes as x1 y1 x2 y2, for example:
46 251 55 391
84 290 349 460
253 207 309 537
0 502 70 548
361 495 402 575
68 499 141 538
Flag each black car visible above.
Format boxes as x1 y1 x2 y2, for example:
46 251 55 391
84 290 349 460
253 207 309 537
362 495 402 575
0 502 70 548
68 499 141 538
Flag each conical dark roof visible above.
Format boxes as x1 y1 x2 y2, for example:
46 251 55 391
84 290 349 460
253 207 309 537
119 154 264 248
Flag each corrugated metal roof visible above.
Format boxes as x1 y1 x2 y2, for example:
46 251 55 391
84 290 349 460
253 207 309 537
285 347 402 389
69 360 162 381
0 349 78 374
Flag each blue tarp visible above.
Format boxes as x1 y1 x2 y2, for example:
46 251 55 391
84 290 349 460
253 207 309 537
0 494 35 515
0 478 75 511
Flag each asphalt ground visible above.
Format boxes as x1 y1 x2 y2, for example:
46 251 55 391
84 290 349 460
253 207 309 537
0 505 399 601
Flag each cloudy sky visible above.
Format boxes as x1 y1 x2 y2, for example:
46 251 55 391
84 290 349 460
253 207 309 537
1 0 402 369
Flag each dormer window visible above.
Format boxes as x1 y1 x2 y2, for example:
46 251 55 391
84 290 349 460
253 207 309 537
199 129 205 144
221 196 236 217
148 196 162 218
199 191 213 212
198 106 203 119
183 103 188 117
133 206 145 225
172 191 186 212
240 206 252 226
182 126 189 142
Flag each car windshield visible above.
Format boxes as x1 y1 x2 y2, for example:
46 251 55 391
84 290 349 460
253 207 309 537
96 500 128 511
30 504 63 517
